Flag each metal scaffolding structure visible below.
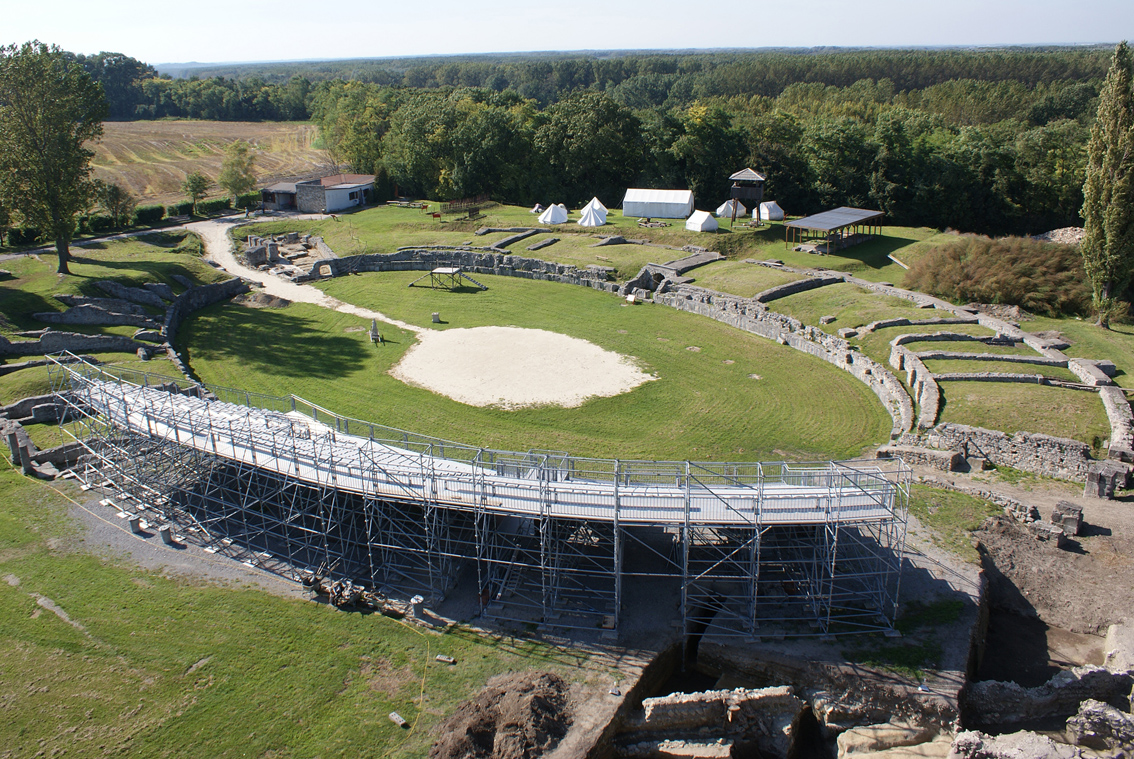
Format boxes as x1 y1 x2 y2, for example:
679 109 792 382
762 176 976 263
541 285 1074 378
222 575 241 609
48 353 909 638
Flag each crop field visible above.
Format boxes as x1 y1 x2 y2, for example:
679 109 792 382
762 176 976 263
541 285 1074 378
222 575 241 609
181 272 892 462
89 121 330 207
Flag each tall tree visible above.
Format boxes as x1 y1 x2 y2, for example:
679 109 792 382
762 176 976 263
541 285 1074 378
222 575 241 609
181 172 212 215
0 41 106 274
1081 41 1134 329
94 180 137 228
218 140 257 200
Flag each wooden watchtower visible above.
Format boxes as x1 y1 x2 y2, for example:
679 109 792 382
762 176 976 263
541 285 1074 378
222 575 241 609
729 168 766 224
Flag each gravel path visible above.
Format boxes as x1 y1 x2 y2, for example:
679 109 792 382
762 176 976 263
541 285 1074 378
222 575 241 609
187 217 419 333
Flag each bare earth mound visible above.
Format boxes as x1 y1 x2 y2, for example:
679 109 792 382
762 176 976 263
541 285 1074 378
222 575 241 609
391 326 655 409
430 671 571 759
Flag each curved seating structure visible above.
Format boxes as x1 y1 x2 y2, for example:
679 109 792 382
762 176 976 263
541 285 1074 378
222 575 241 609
49 354 909 638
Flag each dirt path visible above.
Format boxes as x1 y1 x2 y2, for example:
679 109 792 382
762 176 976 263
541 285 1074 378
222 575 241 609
188 218 421 333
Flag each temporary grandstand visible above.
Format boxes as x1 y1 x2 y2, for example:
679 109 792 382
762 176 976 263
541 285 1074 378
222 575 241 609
48 354 909 639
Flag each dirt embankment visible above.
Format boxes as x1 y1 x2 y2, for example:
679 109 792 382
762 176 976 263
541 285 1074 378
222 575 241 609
430 671 571 759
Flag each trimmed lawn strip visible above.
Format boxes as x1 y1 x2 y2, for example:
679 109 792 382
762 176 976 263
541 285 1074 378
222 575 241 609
938 382 1110 448
181 273 892 462
0 460 598 758
1020 315 1134 390
924 359 1080 383
687 261 802 299
898 340 1038 357
771 282 922 330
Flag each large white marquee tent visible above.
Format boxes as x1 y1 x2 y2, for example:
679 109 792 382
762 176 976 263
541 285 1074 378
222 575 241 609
622 189 694 219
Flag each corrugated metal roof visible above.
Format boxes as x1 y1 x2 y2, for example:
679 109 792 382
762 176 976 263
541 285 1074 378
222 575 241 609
729 168 766 182
622 189 694 203
784 207 883 232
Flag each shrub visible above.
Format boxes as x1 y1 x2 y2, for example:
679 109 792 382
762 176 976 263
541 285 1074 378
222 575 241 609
903 235 1090 317
197 197 232 215
133 204 165 226
82 214 117 234
234 192 260 210
6 227 42 246
166 201 194 217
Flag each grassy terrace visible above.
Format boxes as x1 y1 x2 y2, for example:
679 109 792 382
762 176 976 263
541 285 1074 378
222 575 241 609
0 460 599 758
181 272 892 462
770 282 923 330
682 260 802 298
1021 315 1134 389
924 359 1080 382
939 382 1110 448
0 232 228 338
854 323 999 366
242 204 936 284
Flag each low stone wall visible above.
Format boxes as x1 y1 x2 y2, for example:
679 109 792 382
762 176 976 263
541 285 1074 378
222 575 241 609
294 248 620 293
934 371 1060 383
1068 357 1113 387
33 305 160 330
1099 386 1134 456
639 686 801 732
858 315 979 334
888 346 940 429
753 274 841 304
922 423 1094 481
876 445 963 472
963 666 1134 728
914 351 1065 367
0 331 141 357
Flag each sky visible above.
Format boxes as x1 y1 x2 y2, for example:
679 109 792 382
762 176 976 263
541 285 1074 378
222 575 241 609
4 0 1132 66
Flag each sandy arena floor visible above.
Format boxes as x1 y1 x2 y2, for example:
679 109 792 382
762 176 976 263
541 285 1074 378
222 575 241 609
391 326 655 408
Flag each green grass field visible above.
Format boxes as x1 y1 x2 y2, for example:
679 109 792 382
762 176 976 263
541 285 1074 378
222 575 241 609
854 323 998 366
179 272 892 462
0 459 601 758
938 382 1110 448
770 282 923 330
686 260 803 298
908 484 1002 563
924 359 1080 383
0 232 228 337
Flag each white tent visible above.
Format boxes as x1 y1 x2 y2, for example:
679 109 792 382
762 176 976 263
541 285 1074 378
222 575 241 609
715 199 747 218
685 210 718 232
622 189 694 219
758 201 785 221
538 204 568 224
577 205 606 227
583 196 608 214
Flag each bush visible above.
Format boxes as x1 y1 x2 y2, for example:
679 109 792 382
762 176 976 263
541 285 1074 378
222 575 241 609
903 235 1090 317
133 204 165 226
82 214 117 234
234 192 260 210
6 227 42 246
197 197 232 215
166 201 194 217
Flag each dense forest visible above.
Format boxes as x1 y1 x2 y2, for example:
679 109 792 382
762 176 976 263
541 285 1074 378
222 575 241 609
75 47 1117 235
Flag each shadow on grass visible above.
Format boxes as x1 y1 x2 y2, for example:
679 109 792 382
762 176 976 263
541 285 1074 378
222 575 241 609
0 287 65 330
181 304 370 380
67 258 206 292
824 235 918 273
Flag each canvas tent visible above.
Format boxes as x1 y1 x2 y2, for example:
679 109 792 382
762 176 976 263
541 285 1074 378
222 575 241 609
583 196 608 214
758 201 784 221
538 204 568 224
577 205 605 227
622 189 694 219
715 199 747 218
685 210 718 232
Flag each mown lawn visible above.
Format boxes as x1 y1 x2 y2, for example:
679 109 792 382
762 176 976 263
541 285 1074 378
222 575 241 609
770 282 923 330
686 260 802 299
938 382 1110 447
0 460 598 758
179 272 892 462
0 232 227 337
1020 315 1134 390
854 323 998 366
924 359 1080 383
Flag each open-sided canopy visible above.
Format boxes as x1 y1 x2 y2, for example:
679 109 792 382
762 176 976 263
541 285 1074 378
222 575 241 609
622 189 694 219
715 199 747 218
538 204 568 224
685 210 718 232
784 207 882 232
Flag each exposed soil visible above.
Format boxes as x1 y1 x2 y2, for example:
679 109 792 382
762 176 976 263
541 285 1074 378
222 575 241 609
430 671 572 759
232 291 292 309
974 508 1134 636
1032 227 1085 245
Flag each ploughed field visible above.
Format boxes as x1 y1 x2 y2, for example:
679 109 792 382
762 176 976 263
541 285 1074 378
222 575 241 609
89 120 330 207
